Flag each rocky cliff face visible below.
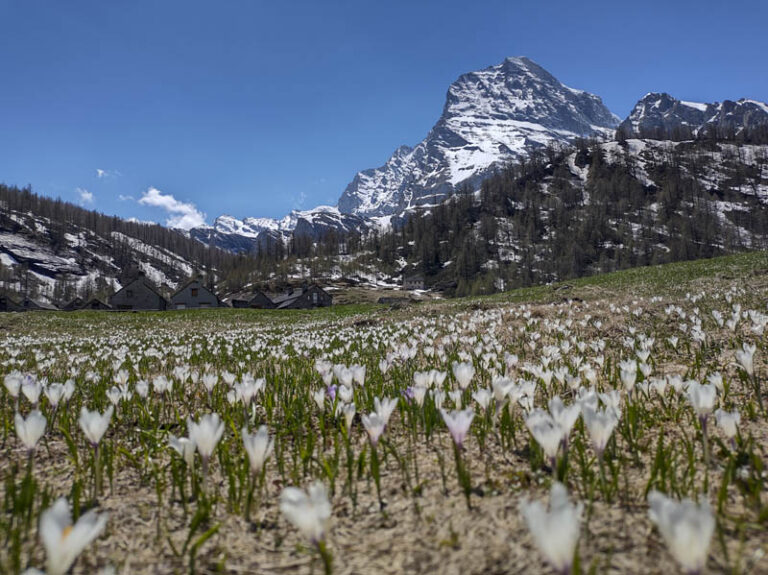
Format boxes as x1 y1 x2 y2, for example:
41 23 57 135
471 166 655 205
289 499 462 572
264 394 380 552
618 93 768 139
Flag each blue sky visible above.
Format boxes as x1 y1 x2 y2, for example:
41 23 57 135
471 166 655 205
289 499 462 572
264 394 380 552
1 0 766 228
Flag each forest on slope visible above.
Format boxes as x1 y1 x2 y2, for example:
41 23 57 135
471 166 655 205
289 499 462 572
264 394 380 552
2 133 767 302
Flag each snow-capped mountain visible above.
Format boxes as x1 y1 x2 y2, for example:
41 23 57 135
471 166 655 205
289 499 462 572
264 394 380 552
618 93 768 139
337 56 619 217
191 56 620 248
189 57 768 256
190 207 368 253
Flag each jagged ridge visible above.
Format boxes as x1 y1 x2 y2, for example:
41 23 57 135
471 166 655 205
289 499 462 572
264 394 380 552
618 92 768 139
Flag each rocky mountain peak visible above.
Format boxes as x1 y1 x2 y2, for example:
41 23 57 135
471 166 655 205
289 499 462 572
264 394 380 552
337 56 619 218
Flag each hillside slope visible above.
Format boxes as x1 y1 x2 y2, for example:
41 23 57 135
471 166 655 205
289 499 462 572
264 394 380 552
0 184 244 304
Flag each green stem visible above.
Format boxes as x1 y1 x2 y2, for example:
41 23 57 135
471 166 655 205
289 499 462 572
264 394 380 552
453 443 471 510
370 442 383 510
93 444 101 498
316 540 333 575
700 416 710 468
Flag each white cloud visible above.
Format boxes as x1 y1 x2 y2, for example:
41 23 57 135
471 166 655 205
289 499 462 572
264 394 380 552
96 168 121 179
118 194 135 202
77 187 94 205
138 187 206 230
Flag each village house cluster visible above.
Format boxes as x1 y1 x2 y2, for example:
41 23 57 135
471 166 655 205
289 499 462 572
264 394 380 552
0 274 333 312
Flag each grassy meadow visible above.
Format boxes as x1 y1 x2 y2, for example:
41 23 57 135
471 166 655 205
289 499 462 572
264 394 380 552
1 250 767 574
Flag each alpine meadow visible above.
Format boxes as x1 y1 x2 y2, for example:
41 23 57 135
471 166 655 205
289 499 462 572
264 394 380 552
1 2 767 574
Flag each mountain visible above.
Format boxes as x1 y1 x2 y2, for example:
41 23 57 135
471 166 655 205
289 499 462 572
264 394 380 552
337 56 619 217
5 56 767 302
0 184 245 305
189 207 369 253
618 93 768 140
190 56 620 247
358 137 768 295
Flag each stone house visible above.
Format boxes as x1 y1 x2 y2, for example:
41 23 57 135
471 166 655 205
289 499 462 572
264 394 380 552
22 298 58 311
403 274 426 290
231 289 275 309
271 284 332 309
0 295 24 312
170 279 220 309
81 298 112 311
109 274 168 311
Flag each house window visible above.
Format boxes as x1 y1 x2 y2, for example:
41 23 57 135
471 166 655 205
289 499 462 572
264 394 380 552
191 288 199 297
176 303 186 310
312 292 318 304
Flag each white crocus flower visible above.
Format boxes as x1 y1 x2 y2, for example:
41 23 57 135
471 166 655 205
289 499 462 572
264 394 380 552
448 389 462 408
735 343 755 376
39 497 108 575
452 361 475 390
491 377 515 403
242 425 274 475
431 389 446 411
574 387 598 412
374 396 398 425
471 388 492 411
187 413 225 464
312 389 326 411
361 412 387 446
549 396 581 443
714 409 740 443
520 482 582 574
78 406 113 447
687 382 717 418
648 491 714 574
114 369 130 386
152 375 172 395
705 372 723 394
62 380 76 403
21 377 43 406
106 386 122 407
667 374 686 395
338 384 353 404
351 364 366 386
342 402 356 430
15 410 47 453
4 371 23 399
202 373 218 393
582 406 618 458
44 383 65 409
169 435 196 467
648 378 667 397
619 361 637 394
525 411 562 462
598 390 622 420
412 385 428 407
135 380 149 399
279 481 332 544
440 408 474 447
